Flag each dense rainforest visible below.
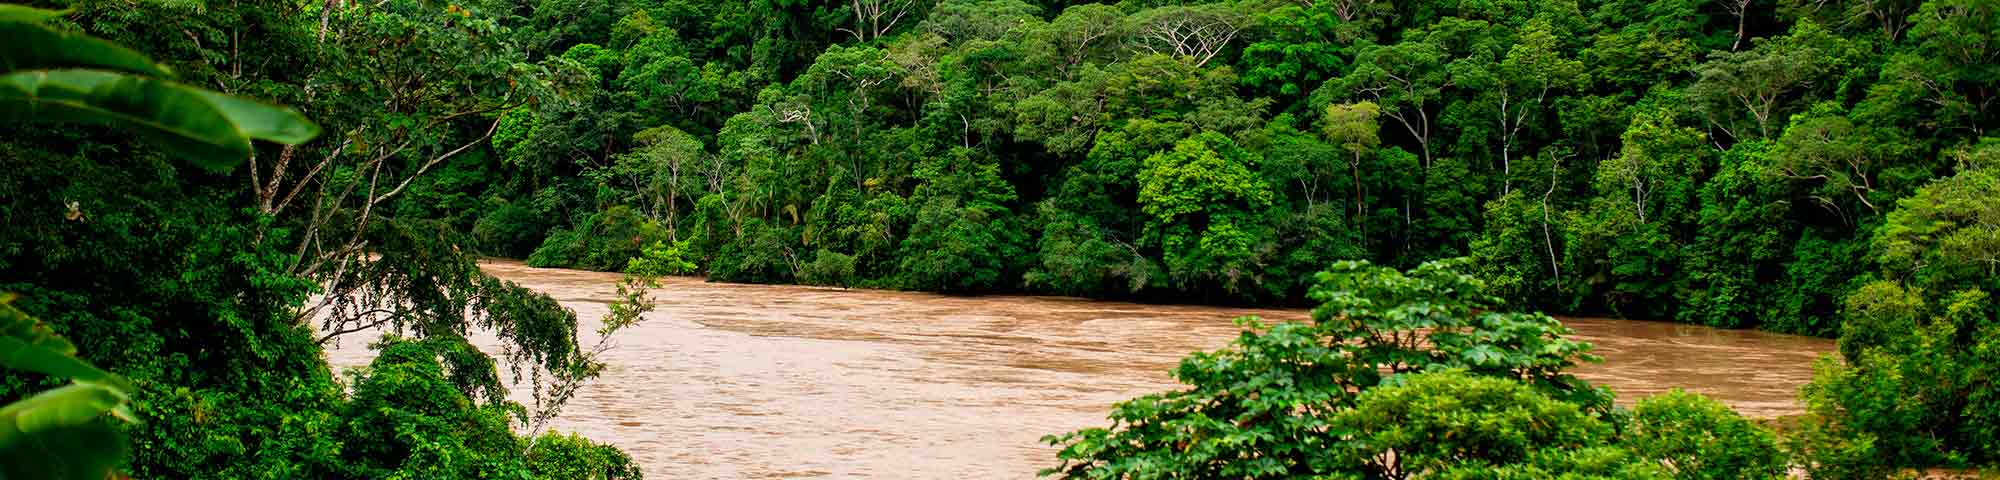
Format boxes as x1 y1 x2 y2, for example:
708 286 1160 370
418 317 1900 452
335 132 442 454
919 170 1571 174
0 0 1996 477
429 0 1989 338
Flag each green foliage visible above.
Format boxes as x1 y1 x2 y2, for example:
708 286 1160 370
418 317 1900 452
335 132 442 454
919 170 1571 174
1676 141 1796 329
0 8 334 478
626 239 700 276
1871 147 2000 290
529 206 668 272
467 0 1994 344
328 336 639 479
9 0 2000 475
1566 105 1708 317
334 337 527 478
525 432 643 480
1042 259 1609 479
896 148 1025 292
1312 258 1608 404
1687 21 1849 140
0 296 135 480
474 197 557 258
1624 390 1788 480
799 249 857 286
1238 3 1358 101
13 0 1989 342
1801 159 2000 471
0 6 316 169
1782 408 1901 480
0 3 647 479
1043 259 1801 479
1136 132 1279 295
1331 371 1646 479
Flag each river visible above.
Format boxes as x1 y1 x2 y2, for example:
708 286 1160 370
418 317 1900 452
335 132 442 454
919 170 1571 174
322 260 1835 479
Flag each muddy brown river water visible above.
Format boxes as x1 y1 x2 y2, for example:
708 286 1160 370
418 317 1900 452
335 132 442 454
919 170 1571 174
323 260 1835 479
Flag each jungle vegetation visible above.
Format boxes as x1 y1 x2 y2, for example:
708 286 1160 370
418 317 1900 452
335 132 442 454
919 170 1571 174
0 0 1996 477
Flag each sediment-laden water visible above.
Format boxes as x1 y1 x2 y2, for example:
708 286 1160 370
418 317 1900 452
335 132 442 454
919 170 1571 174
323 260 1833 479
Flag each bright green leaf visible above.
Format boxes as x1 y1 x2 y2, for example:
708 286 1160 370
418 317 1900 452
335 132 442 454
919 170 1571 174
0 383 130 446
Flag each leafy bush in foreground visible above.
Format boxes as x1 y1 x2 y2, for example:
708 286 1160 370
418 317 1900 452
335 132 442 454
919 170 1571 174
1044 259 1792 479
1625 390 1788 480
335 337 640 479
1042 259 1608 478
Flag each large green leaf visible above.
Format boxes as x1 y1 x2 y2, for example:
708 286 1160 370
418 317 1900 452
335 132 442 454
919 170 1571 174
0 422 128 480
0 296 132 392
0 19 167 77
0 5 65 24
0 337 128 391
0 383 133 446
194 89 322 144
0 294 73 356
0 298 137 479
0 69 320 171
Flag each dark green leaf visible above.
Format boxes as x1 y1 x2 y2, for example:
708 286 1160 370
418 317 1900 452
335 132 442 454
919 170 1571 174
0 383 131 446
0 294 74 356
193 89 322 144
0 336 129 391
0 69 319 170
0 21 167 77
0 5 65 24
0 422 127 480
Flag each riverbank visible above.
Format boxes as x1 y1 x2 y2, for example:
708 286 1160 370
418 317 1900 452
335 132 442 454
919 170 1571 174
513 255 1845 340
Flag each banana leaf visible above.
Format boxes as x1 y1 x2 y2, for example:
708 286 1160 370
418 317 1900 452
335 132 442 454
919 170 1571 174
0 297 133 394
0 383 134 445
0 69 319 171
0 5 64 23
0 421 127 480
0 294 72 355
0 17 167 77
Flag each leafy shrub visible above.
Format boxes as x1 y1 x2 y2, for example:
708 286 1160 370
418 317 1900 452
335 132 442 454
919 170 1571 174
0 144 353 478
0 295 140 480
525 433 643 480
1042 259 1798 479
895 197 1024 292
1624 390 1787 479
474 197 555 258
334 337 531 478
528 206 666 271
704 220 800 284
1308 258 1609 406
799 249 857 286
625 239 699 276
1334 371 1642 478
1042 259 1608 479
1434 446 1669 480
1784 410 1899 480
328 336 645 479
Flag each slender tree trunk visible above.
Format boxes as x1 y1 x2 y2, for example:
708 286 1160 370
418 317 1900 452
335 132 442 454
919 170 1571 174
1499 94 1512 196
1542 156 1562 284
1733 12 1747 51
1352 152 1365 221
